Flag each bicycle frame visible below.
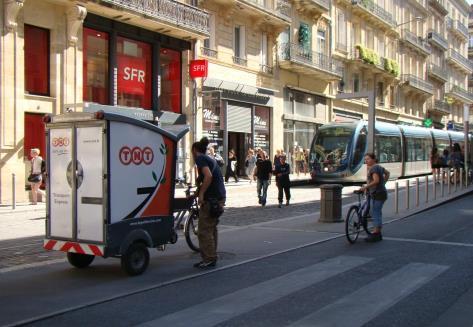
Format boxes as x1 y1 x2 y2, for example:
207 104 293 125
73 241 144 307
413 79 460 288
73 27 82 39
357 193 371 219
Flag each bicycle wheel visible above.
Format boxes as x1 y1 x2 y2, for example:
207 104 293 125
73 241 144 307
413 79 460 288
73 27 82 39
345 206 361 244
184 210 200 253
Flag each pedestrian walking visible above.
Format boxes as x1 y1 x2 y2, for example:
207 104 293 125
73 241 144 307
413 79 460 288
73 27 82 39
208 147 224 168
253 151 272 206
245 149 257 184
225 150 239 183
275 155 291 208
360 152 390 243
273 149 282 171
28 148 45 205
430 147 441 182
192 137 226 269
295 146 305 176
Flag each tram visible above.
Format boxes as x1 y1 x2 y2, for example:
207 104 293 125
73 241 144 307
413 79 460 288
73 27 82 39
309 120 472 183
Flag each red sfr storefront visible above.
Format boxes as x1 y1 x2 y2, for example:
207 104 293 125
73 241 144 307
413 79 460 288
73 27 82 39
83 14 188 114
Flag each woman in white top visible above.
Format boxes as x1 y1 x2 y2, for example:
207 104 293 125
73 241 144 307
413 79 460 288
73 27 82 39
30 148 44 205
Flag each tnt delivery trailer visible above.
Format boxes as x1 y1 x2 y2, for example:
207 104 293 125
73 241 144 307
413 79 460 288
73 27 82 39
43 111 189 275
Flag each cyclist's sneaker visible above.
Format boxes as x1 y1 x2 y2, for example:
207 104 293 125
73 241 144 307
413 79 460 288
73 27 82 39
193 261 217 269
365 233 382 243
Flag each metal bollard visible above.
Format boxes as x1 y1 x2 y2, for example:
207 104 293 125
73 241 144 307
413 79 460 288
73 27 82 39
425 175 429 203
395 182 399 214
460 168 463 189
448 169 451 194
441 168 445 197
12 173 16 210
406 180 410 210
415 178 420 207
453 168 457 192
433 173 437 200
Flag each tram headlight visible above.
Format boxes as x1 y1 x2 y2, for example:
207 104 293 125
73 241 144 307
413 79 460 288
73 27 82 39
324 167 329 172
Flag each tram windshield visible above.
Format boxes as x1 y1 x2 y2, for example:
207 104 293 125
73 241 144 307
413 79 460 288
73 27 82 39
311 126 355 173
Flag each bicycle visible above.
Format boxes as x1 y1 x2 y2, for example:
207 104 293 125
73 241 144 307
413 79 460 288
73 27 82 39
345 190 374 244
173 182 200 252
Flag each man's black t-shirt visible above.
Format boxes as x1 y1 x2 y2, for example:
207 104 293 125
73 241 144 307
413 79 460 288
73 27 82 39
195 154 226 200
256 159 273 181
275 163 290 186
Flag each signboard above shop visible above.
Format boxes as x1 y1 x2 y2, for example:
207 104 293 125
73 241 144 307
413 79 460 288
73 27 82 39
189 59 208 79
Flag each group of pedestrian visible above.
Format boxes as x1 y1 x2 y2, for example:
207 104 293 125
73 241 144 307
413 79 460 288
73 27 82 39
292 146 310 176
430 143 464 182
253 148 291 208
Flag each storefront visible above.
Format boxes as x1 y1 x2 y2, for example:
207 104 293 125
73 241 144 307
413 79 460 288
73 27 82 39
283 88 328 165
202 79 273 175
83 14 188 113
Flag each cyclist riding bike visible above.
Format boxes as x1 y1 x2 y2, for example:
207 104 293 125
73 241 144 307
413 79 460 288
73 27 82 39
359 153 390 243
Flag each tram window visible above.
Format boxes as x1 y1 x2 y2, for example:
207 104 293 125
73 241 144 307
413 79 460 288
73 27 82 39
351 133 366 168
376 135 401 163
434 139 449 154
407 137 430 161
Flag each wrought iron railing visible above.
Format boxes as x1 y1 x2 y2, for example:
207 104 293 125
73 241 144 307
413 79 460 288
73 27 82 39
309 0 330 10
99 0 210 35
447 18 468 38
427 63 448 81
233 56 248 66
427 99 450 114
402 29 431 54
242 0 292 20
427 30 448 50
448 48 473 71
260 64 274 74
428 0 447 14
401 74 433 94
201 47 217 58
279 42 343 77
446 83 473 102
351 0 397 27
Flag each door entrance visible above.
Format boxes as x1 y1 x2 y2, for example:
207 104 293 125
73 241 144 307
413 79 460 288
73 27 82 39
228 132 251 176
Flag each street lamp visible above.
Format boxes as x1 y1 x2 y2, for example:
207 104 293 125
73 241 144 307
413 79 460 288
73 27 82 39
396 16 424 27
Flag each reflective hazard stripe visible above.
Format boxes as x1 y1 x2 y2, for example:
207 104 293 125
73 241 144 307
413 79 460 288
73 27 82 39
43 240 104 256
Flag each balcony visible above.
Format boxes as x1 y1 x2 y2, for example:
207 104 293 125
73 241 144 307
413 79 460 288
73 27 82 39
349 46 399 79
445 83 473 104
351 0 397 31
447 18 468 41
427 63 448 82
292 0 330 17
232 56 248 66
428 0 448 16
447 48 473 73
427 99 451 115
201 47 218 59
260 64 274 74
278 42 343 80
406 0 429 15
401 74 434 95
93 0 210 39
232 0 292 27
427 30 448 51
401 29 431 56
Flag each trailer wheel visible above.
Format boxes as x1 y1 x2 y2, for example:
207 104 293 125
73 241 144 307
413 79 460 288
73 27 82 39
67 253 95 268
121 243 149 276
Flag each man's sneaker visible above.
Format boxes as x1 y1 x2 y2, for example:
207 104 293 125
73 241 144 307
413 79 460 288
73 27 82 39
193 261 217 269
258 197 262 204
286 200 290 206
365 233 382 243
278 203 282 208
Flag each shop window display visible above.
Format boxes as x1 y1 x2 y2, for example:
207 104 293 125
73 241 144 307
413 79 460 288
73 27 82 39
83 28 109 105
159 48 181 113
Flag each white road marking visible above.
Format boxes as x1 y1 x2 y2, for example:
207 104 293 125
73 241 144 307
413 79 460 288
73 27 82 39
136 256 372 327
384 237 473 248
0 259 66 274
290 262 448 327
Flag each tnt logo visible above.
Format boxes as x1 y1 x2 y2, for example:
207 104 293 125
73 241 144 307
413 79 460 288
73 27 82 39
119 146 154 165
52 137 70 147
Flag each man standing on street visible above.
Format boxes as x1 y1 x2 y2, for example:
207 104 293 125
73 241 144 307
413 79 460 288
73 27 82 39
275 154 291 208
253 151 272 207
192 137 226 269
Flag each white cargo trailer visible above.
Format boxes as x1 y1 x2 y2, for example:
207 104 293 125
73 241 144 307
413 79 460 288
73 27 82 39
43 110 188 275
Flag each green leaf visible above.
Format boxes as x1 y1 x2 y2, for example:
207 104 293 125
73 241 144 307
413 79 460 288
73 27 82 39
159 148 164 155
152 171 157 182
160 177 166 185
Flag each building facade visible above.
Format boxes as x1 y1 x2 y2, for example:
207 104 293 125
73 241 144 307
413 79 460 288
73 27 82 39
0 0 472 204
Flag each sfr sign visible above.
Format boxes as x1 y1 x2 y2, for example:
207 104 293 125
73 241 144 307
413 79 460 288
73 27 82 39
189 59 208 79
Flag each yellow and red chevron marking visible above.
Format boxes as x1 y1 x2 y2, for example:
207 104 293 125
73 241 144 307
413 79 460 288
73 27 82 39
43 239 104 256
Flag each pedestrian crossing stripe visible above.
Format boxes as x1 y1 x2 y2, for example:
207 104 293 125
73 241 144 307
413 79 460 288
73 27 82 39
135 256 448 327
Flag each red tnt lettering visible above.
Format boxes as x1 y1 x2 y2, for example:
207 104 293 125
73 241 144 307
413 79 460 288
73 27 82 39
119 146 132 165
132 147 143 165
142 147 154 165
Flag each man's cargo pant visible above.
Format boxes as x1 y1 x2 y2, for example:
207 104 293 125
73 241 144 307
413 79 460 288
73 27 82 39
198 200 225 263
